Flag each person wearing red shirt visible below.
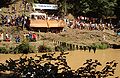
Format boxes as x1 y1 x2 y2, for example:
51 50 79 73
32 33 37 42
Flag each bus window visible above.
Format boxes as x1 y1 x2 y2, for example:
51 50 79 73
35 15 37 20
31 15 34 19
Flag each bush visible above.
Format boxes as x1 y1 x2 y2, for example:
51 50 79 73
98 43 108 49
8 47 16 53
91 43 109 49
38 45 52 52
55 45 62 52
0 47 7 54
0 46 16 54
13 43 34 54
55 42 70 52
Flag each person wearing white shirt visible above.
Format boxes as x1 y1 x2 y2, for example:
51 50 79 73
0 33 3 41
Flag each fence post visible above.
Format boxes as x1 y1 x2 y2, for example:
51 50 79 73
66 43 70 50
76 45 79 50
79 46 83 50
70 44 72 51
60 42 62 45
72 44 75 50
53 40 55 44
62 42 66 47
58 41 60 45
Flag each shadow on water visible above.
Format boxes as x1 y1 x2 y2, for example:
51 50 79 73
111 44 120 49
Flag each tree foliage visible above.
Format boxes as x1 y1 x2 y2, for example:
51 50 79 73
0 0 17 8
50 0 117 18
115 0 120 19
0 0 119 19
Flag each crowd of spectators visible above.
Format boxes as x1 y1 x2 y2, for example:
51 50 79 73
66 16 114 31
23 32 37 42
0 31 37 43
0 0 118 44
0 0 32 27
0 14 27 27
0 32 13 42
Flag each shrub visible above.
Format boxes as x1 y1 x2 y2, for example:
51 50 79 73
38 45 52 52
8 47 16 53
55 43 68 52
13 43 34 54
99 43 108 49
91 43 109 49
55 45 63 52
0 46 16 54
0 47 7 54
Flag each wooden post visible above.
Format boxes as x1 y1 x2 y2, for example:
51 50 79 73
66 43 70 50
62 42 66 47
72 44 75 50
70 44 72 51
39 30 40 40
79 46 83 50
58 41 60 45
76 45 79 50
60 42 62 45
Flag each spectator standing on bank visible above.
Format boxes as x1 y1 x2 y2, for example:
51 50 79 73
0 32 4 42
32 33 37 42
23 16 27 27
23 33 26 40
25 32 29 41
15 17 19 26
29 32 32 41
5 33 10 42
2 19 4 27
15 35 20 43
7 18 10 26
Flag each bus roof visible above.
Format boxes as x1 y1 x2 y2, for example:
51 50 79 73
30 12 46 16
30 12 47 18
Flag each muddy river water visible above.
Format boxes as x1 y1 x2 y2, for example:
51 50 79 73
0 49 120 77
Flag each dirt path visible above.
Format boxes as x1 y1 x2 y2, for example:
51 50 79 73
0 49 120 77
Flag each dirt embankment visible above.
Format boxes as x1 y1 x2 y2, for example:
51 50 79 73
43 28 120 46
0 27 120 47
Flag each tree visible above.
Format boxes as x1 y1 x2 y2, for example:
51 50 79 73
55 0 117 18
0 0 19 8
1 0 117 19
115 0 120 20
